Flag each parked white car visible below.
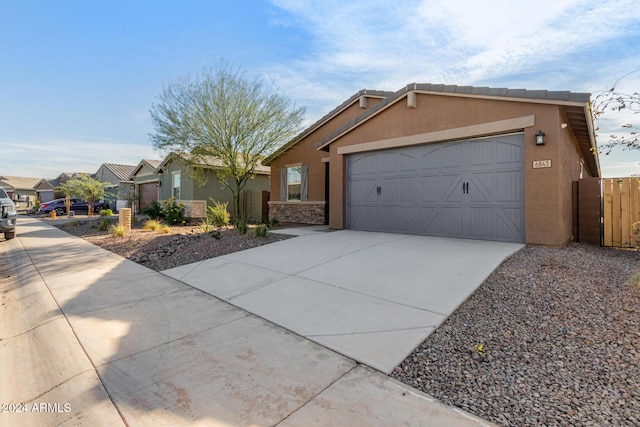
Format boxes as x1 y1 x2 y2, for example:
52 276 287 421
0 188 17 239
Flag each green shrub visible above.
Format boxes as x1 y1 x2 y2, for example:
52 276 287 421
99 209 113 217
162 197 186 225
99 218 112 231
254 224 268 238
207 199 230 227
142 201 163 220
144 219 161 231
236 217 248 235
68 219 79 227
267 217 279 229
210 230 221 240
109 224 126 237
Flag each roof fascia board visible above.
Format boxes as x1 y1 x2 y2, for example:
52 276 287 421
413 89 589 107
263 92 388 165
316 93 408 151
582 104 601 176
336 115 535 155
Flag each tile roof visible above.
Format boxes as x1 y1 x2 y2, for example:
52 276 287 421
0 176 44 190
100 163 137 182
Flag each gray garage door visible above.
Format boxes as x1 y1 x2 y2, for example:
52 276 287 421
347 133 525 243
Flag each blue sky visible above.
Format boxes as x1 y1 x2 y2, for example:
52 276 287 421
1 0 639 179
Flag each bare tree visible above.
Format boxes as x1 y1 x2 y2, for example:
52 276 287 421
149 63 305 222
591 71 640 155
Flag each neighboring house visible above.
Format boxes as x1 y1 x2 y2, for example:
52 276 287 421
263 83 601 247
34 179 56 203
157 153 270 222
50 172 91 199
0 176 42 208
94 163 137 211
130 159 162 213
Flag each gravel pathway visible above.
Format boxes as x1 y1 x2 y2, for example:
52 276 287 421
391 243 640 426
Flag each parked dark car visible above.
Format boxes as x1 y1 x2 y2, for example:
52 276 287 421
39 198 109 215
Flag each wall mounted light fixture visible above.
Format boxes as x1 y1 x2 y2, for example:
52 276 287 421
535 130 546 146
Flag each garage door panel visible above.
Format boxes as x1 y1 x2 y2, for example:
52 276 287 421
440 175 464 203
419 175 440 202
440 143 464 168
494 170 523 201
495 140 524 165
348 134 524 243
468 140 493 166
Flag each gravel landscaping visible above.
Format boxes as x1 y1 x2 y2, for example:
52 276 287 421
391 243 640 427
52 216 294 271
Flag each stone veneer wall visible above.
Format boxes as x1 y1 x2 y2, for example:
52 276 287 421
268 201 326 225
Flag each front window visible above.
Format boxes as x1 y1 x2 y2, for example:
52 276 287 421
287 166 301 201
172 172 181 199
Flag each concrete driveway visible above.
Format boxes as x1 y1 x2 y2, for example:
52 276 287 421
164 228 523 373
2 218 500 426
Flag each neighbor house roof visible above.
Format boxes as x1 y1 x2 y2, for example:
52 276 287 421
262 89 393 165
0 176 43 190
159 152 270 175
98 163 137 182
313 83 599 176
131 159 162 179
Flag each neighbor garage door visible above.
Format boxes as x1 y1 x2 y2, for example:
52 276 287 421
347 133 525 243
139 182 158 211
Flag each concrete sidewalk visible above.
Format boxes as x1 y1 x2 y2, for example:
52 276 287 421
1 218 495 426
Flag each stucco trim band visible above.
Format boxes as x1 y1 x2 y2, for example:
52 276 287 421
336 115 535 155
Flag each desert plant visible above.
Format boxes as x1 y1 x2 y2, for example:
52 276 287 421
99 218 112 231
207 199 230 227
254 224 268 238
210 230 221 239
99 209 113 217
109 224 126 237
142 200 163 220
266 217 279 229
67 219 79 227
144 219 161 231
236 217 248 235
162 197 186 225
158 224 171 234
200 217 214 233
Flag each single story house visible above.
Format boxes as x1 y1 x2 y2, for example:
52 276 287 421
0 176 42 208
156 153 270 222
94 163 137 211
34 179 56 203
263 83 600 247
130 159 162 213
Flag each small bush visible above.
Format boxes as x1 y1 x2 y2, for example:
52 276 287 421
142 201 163 220
68 219 79 227
99 209 113 217
267 217 279 228
200 219 214 233
158 224 171 234
210 230 221 240
162 197 186 225
99 218 112 231
236 217 248 235
254 224 268 238
109 224 126 237
207 199 230 227
144 219 161 231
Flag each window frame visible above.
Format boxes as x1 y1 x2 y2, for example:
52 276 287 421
172 171 181 199
286 165 302 201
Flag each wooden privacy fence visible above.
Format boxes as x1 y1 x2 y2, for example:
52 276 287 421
602 178 639 247
575 177 640 248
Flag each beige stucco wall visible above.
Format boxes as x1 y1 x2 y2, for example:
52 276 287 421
325 93 593 246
